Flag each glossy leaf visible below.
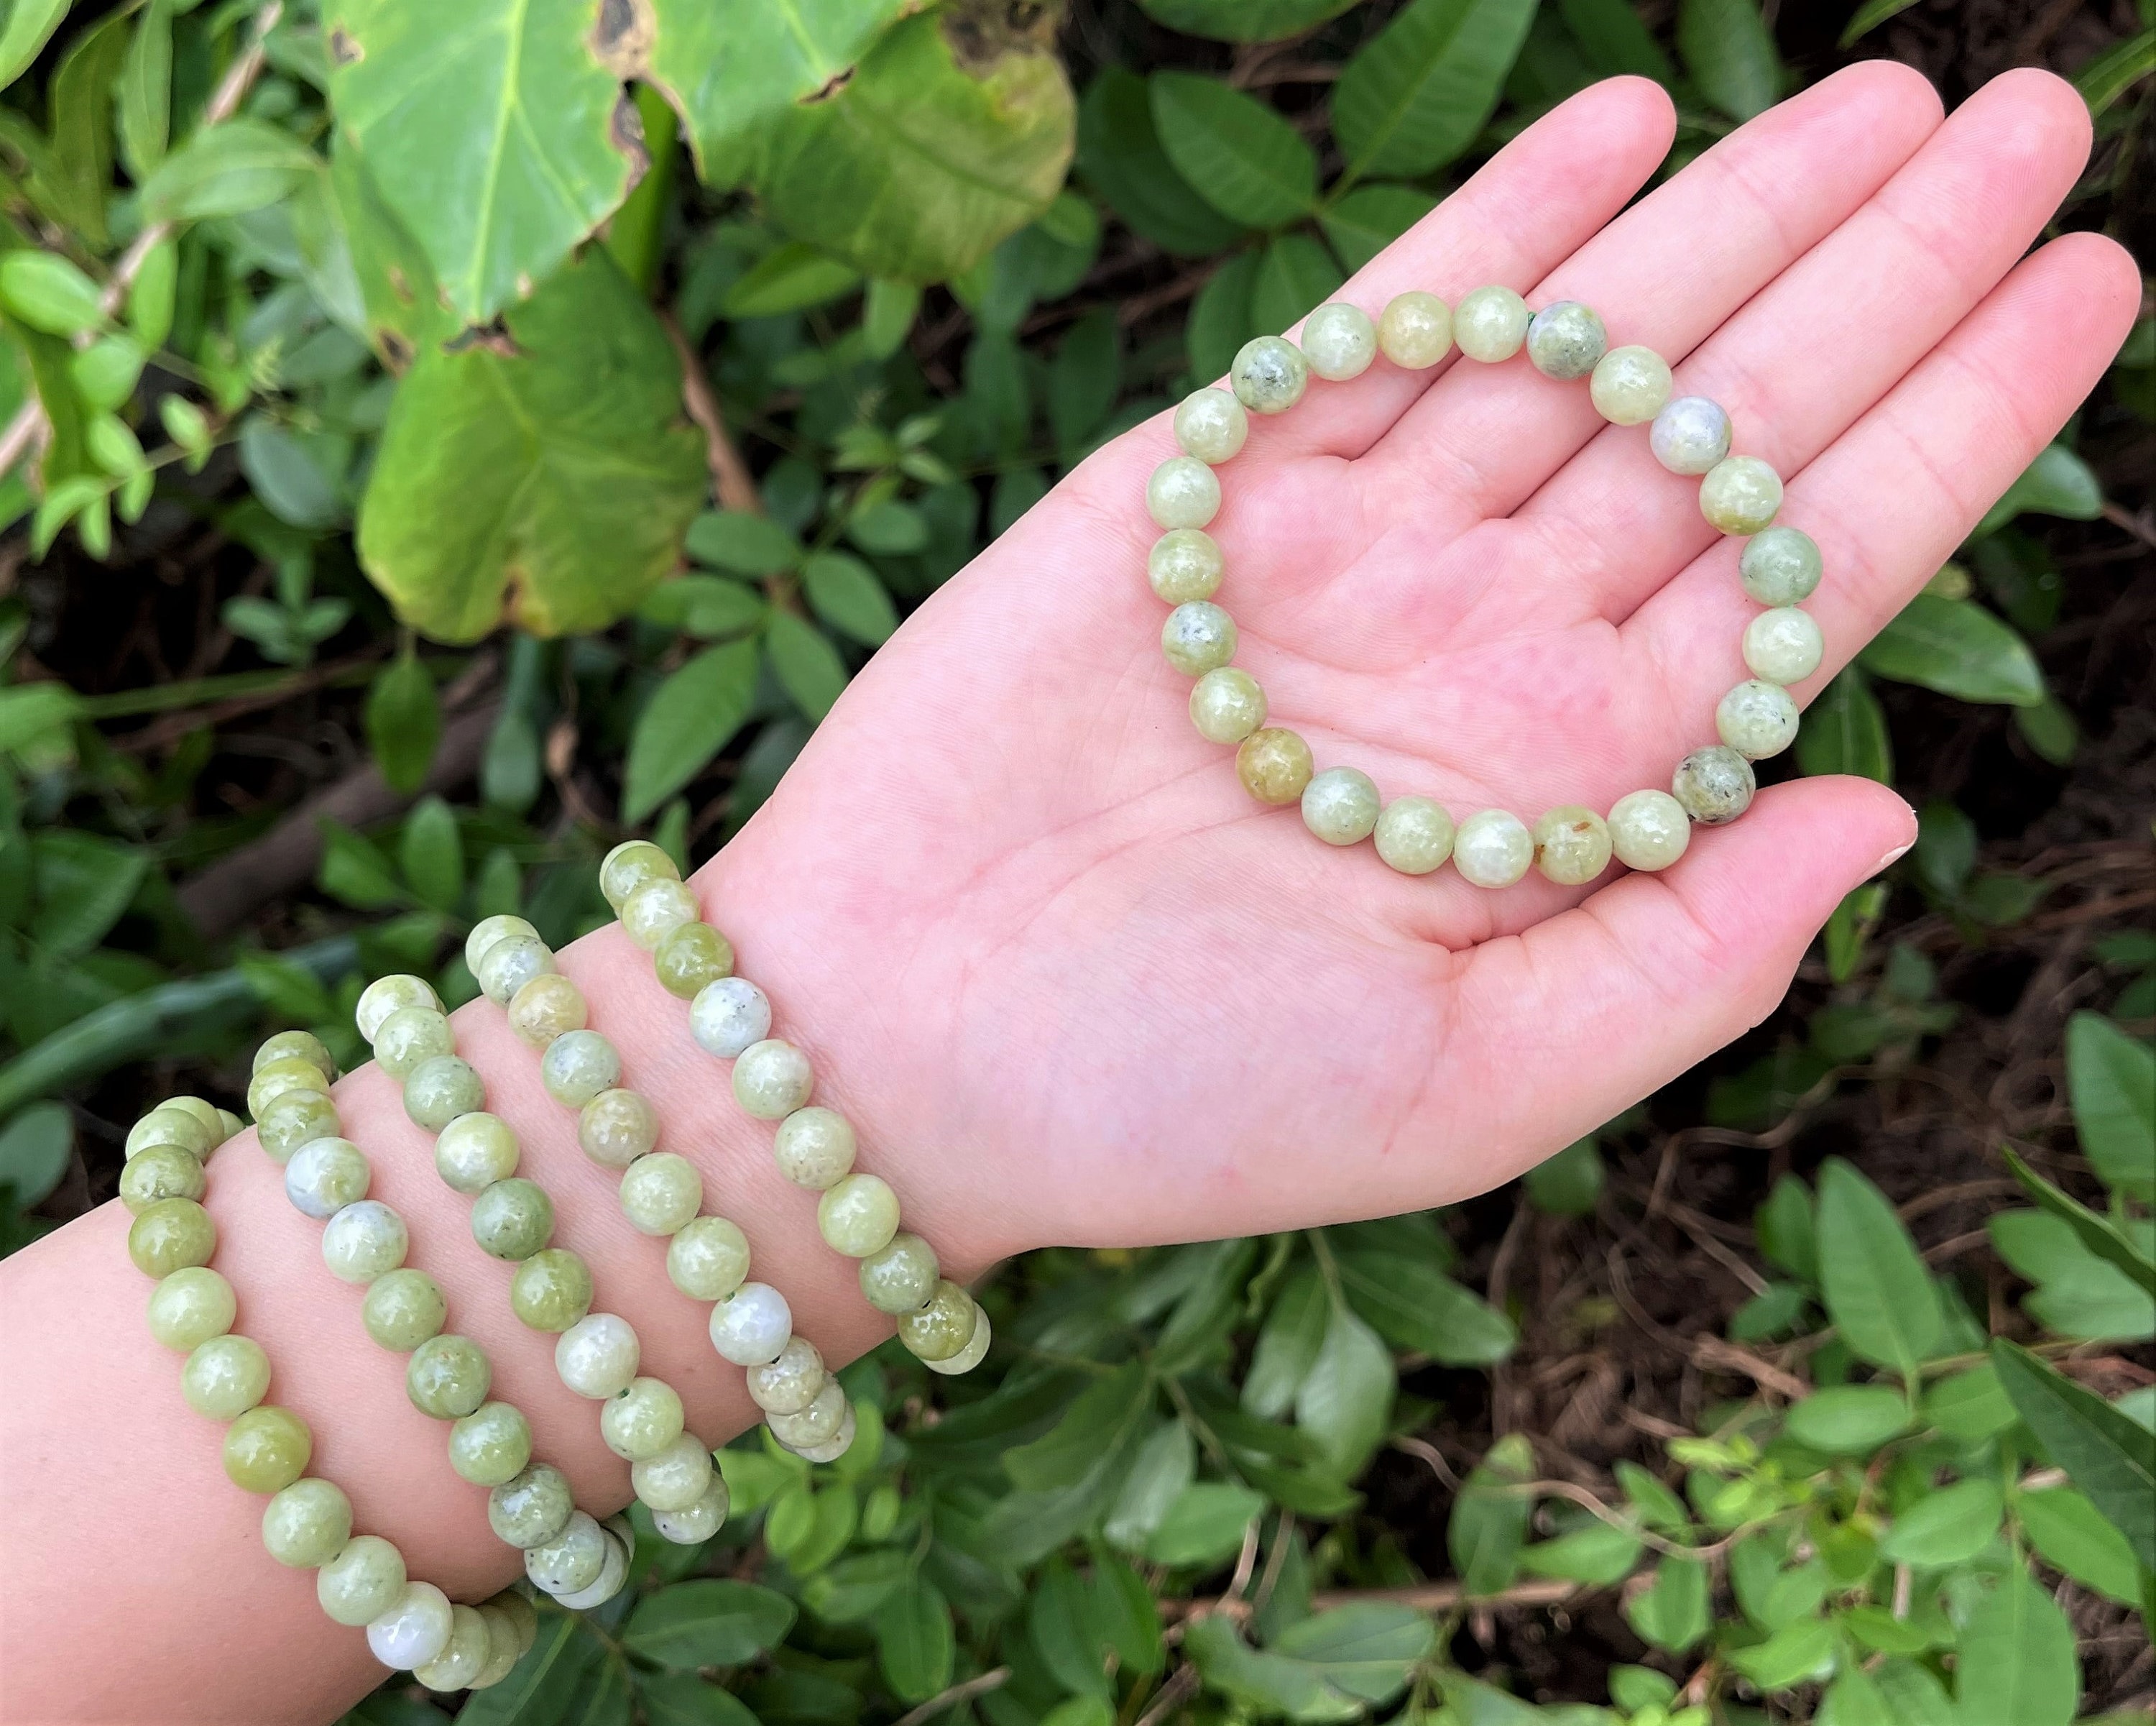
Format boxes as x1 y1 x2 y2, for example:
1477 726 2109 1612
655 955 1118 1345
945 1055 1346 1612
1815 1156 1943 1380
1317 183 1437 272
765 610 849 722
0 0 72 90
1250 233 1343 338
1136 0 1362 42
722 243 862 318
399 795 463 913
1294 1297 1393 1473
2003 1147 2155 1298
1104 1418 1196 1551
0 1101 70 1205
1075 67 1245 257
0 253 103 337
1334 1247 1516 1365
623 639 759 824
1625 1556 1709 1653
1516 1518 1642 1584
1878 1477 2001 1566
1188 247 1261 382
1675 0 1780 121
1331 0 1539 179
1559 0 1677 80
875 1577 953 1702
1147 1480 1265 1568
1447 1433 1532 1596
1151 73 1317 231
2066 1011 2156 1201
1954 1570 2079 1726
1797 667 1892 781
641 1674 762 1726
1858 595 2045 707
2016 1484 2145 1606
1006 1361 1152 1491
1839 0 1922 46
1975 442 2104 535
139 118 317 224
119 0 172 178
623 1579 798 1669
1992 1339 2156 1572
1783 1385 1910 1455
803 553 899 647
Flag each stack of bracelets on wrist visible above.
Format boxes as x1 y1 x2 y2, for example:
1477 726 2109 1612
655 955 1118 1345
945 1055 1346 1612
594 841 992 1379
1144 289 1823 883
456 914 861 1464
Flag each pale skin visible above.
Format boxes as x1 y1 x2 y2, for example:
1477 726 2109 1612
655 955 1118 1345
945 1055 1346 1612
0 65 2137 1725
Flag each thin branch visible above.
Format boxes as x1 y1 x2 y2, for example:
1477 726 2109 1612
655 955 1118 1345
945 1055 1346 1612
1131 1663 1200 1726
660 308 761 515
1159 1578 1580 1623
890 1668 1010 1726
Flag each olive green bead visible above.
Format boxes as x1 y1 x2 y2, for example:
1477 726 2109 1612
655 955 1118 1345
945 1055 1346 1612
374 1006 453 1080
652 1477 731 1546
247 1056 332 1121
578 1087 658 1169
766 1378 848 1449
1236 727 1312 806
318 1536 406 1626
165 1096 230 1150
224 1404 311 1494
622 878 702 952
491 1587 539 1657
525 1510 608 1596
1700 456 1783 536
656 921 735 999
1608 789 1692 872
1672 745 1756 825
511 1248 593 1332
262 1477 351 1568
1378 291 1452 369
407 1333 493 1419
1147 456 1221 531
620 1153 703 1236
1148 529 1222 604
1589 345 1672 426
363 1268 448 1351
1715 679 1800 758
630 1433 714 1514
450 1401 533 1487
1452 809 1534 889
415 1604 494 1694
817 1173 900 1259
1230 334 1308 414
543 1030 620 1109
1300 302 1377 382
1161 600 1236 676
471 1178 554 1261
779 1402 857 1464
126 1103 214 1161
1524 300 1606 380
1374 797 1454 876
1742 607 1823 685
599 838 680 912
465 913 539 976
897 1279 978 1363
1189 667 1266 744
774 1106 856 1190
405 1055 485 1132
216 1107 244 1140
147 1266 236 1351
322 1200 408 1283
475 934 555 1008
255 1030 335 1081
666 1214 751 1301
1301 766 1380 846
255 1088 340 1165
355 973 442 1044
1531 806 1613 886
860 1231 940 1315
508 972 587 1050
488 1462 573 1548
1738 525 1823 607
436 1111 520 1194
733 1039 813 1121
473 1604 522 1690
1454 285 1529 362
183 1333 271 1419
129 1197 216 1278
601 1376 685 1461
926 1303 992 1377
1173 387 1247 464
745 1338 826 1416
121 1144 205 1214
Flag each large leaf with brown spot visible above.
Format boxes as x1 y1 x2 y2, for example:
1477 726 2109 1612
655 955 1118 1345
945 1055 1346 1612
356 249 706 643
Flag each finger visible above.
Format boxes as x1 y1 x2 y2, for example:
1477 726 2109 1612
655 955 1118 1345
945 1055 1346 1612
1627 230 2141 717
1526 67 2096 627
1349 60 1944 538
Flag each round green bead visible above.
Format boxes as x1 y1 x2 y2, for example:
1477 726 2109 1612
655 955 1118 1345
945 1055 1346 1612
262 1477 351 1567
1742 606 1823 685
282 1135 370 1219
435 1111 520 1195
322 1200 408 1284
318 1535 406 1626
1173 387 1247 463
1378 290 1451 368
620 1153 702 1236
405 1055 485 1131
183 1333 271 1419
126 1104 214 1160
1589 344 1672 426
1146 456 1220 531
1230 335 1309 414
1738 525 1823 606
622 878 701 951
602 1376 686 1462
1301 766 1381 847
129 1197 216 1278
487 1462 573 1549
466 913 539 976
1672 745 1756 825
860 1232 940 1315
897 1279 978 1362
147 1266 236 1352
1608 789 1692 872
1700 456 1783 536
471 1178 554 1261
1238 727 1313 805
450 1401 533 1487
254 1088 340 1165
374 1006 453 1080
474 935 555 1008
1148 529 1222 604
407 1333 492 1419
247 1056 331 1121
732 1039 813 1121
1715 679 1800 759
817 1173 900 1259
655 921 734 999
543 1030 621 1109
254 1029 336 1079
162 1096 229 1149
1531 806 1613 886
120 1144 204 1214
1454 285 1529 362
355 973 441 1045
666 1215 751 1301
224 1405 311 1494
1301 301 1377 382
1189 667 1266 745
1161 601 1236 676
599 838 679 912
1453 809 1534 889
363 1267 448 1351
1524 300 1606 380
579 1088 658 1169
510 1248 594 1333
631 1433 714 1514
1374 797 1454 876
773 1107 856 1190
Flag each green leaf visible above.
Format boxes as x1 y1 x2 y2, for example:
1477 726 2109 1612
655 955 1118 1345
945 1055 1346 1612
764 611 849 722
1335 1248 1516 1366
1838 0 1922 46
1558 0 1677 80
622 1580 798 1670
1954 1570 2079 1726
640 1674 763 1726
2076 27 2156 116
721 243 862 319
1976 443 2105 535
2002 1148 2156 1299
1726 1615 1836 1689
1624 1557 1709 1653
1317 183 1437 272
1755 1173 1818 1283
1147 1480 1265 1569
1674 0 1780 121
1250 233 1343 339
1869 1660 1954 1726
239 420 346 531
1921 1363 2017 1443
1188 247 1261 383
1104 1418 1196 1551
326 0 640 324
1877 1477 2001 1566
0 1100 70 1204
2066 1012 2156 1201
1782 1385 1910 1455
1294 1296 1394 1474
622 639 758 825
1330 0 1539 179
686 511 803 577
2017 1484 2145 1606
316 820 402 910
119 0 172 178
753 12 1075 284
1182 1615 1361 1723
1272 1602 1434 1705
1006 1361 1152 1491
139 118 316 224
1524 1136 1603 1218
357 249 706 643
1815 1157 1943 1380
0 253 103 337
1991 1339 2156 1572
1858 595 2045 707
640 575 765 640
862 278 921 357
1517 1519 1643 1584
398 794 464 914
1135 0 1362 42
1149 72 1317 230
456 1612 619 1726
1796 668 1892 781
364 649 441 795
0 0 73 90
1447 1433 1533 1597
1028 1558 1112 1697
31 830 146 955
844 502 927 556
1245 1267 1327 1419
1075 67 1245 257
801 553 898 648
874 1577 952 1703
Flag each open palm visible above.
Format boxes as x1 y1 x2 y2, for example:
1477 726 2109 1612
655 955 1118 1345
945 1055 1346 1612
696 65 2134 1265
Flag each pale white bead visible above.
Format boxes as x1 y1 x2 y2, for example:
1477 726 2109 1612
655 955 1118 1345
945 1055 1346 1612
464 914 539 978
548 1528 630 1610
653 1477 730 1545
765 1377 847 1449
322 1201 408 1284
1173 387 1248 464
1741 607 1823 685
690 977 771 1060
783 1403 857 1464
1649 396 1731 476
284 1137 370 1220
1715 679 1800 759
1300 302 1377 381
474 935 554 1008
926 1305 992 1377
622 878 701 951
366 1581 454 1671
732 1039 813 1120
555 1313 640 1399
1452 810 1533 888
355 975 442 1045
746 1338 826 1415
709 1282 792 1367
631 1433 714 1513
525 1510 608 1597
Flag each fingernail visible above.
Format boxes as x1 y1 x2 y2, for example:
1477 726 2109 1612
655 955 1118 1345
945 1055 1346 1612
1871 841 1912 876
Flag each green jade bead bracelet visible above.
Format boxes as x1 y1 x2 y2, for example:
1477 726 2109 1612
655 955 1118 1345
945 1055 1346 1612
1146 287 1827 887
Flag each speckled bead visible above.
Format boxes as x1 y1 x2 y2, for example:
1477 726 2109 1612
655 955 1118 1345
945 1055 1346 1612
407 1333 492 1420
127 1103 216 1160
774 1107 856 1190
414 1604 493 1694
322 1200 408 1284
247 1057 332 1121
129 1197 216 1277
1672 745 1756 825
689 978 771 1060
183 1333 271 1419
860 1232 941 1316
1700 456 1782 536
1373 797 1454 876
1525 300 1606 380
318 1536 407 1627
1173 387 1247 463
450 1402 533 1487
767 1379 849 1449
1147 456 1221 531
256 1030 335 1080
1230 335 1308 414
818 1173 900 1259
1531 806 1613 886
653 1477 730 1545
224 1404 311 1493
926 1305 993 1377
374 1007 454 1080
746 1339 826 1415
556 1313 640 1399
1302 766 1380 846
667 1216 752 1301
404 1055 484 1131
121 1144 206 1214
601 1377 686 1461
601 840 681 912
620 1153 703 1236
622 878 702 952
1738 526 1823 607
465 914 538 976
471 1178 554 1261
475 935 555 1008
1301 302 1377 381
1378 291 1451 368
525 1511 608 1596
256 1089 340 1164
511 1249 594 1333
1236 727 1312 805
367 1580 453 1672
1649 396 1731 476
215 1107 244 1141
898 1280 978 1363
363 1268 448 1351
578 1088 658 1170
167 1096 230 1148
1742 607 1823 685
487 1462 573 1549
473 1607 522 1691
655 922 734 1000
1452 810 1533 889
283 1137 369 1220
632 1433 714 1514
508 973 586 1049
1161 601 1236 676
356 974 441 1045
786 1403 858 1464
542 1030 621 1108
1589 345 1672 426
709 1282 793 1367
1453 286 1530 362
733 1039 813 1120
435 1113 519 1194
1148 529 1223 605
1189 668 1266 745
550 1524 630 1610
1716 679 1800 758
148 1266 236 1351
1608 789 1692 872
263 1478 352 1568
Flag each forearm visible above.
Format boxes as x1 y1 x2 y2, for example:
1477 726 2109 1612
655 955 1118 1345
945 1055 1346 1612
0 844 999 1726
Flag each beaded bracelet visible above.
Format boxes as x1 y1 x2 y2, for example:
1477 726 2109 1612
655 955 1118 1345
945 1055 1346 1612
591 844 992 1380
1143 288 1823 885
454 920 862 1462
350 976 729 1555
120 1086 536 1689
